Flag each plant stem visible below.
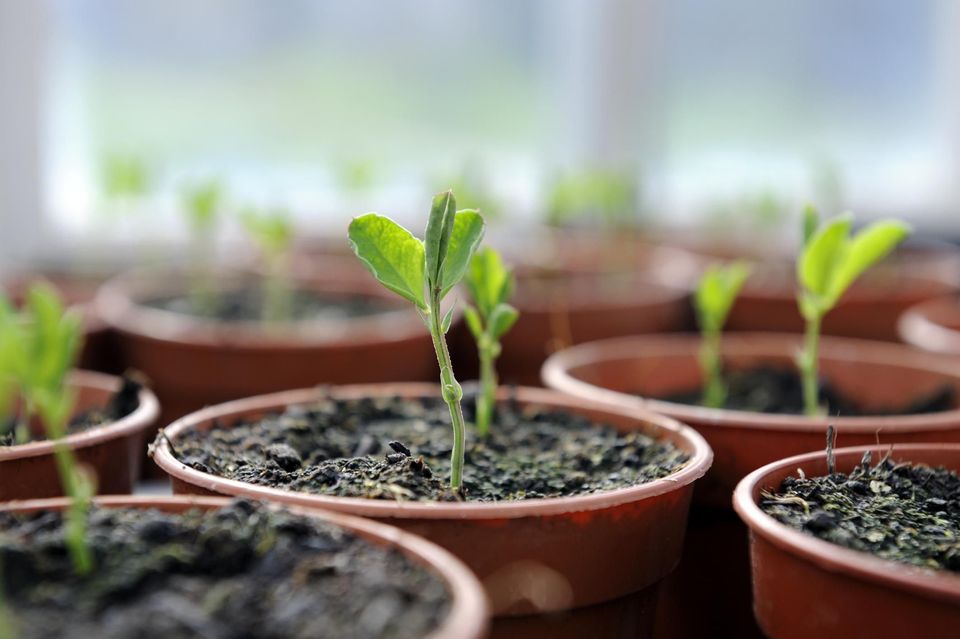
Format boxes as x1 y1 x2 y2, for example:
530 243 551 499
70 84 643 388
47 415 93 575
800 314 822 416
476 344 497 437
700 329 725 408
428 292 466 491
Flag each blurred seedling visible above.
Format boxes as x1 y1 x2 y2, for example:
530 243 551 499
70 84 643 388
694 261 751 408
180 179 225 315
240 206 295 323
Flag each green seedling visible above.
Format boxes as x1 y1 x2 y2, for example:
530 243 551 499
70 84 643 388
694 261 751 408
100 153 150 202
349 190 485 491
463 248 519 436
545 168 639 229
180 179 225 315
0 285 93 574
240 206 295 323
796 207 912 415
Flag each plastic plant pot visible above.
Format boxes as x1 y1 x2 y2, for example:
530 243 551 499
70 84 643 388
733 443 960 639
898 295 960 355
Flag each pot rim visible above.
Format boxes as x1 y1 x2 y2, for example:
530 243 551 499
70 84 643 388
152 382 713 520
898 295 960 354
94 265 434 349
0 369 160 461
732 442 960 606
0 494 488 639
542 332 960 433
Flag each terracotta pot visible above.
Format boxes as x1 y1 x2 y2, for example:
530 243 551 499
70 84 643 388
543 333 960 638
95 265 438 467
898 295 960 354
0 369 159 500
0 495 489 639
151 382 712 630
3 270 120 373
733 443 960 638
451 230 698 387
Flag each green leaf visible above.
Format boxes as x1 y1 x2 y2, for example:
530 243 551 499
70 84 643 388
465 246 513 318
488 303 519 340
348 213 427 309
439 210 485 299
463 305 484 339
826 219 912 306
424 191 456 287
440 305 455 334
181 179 223 233
801 205 819 247
695 261 751 333
240 207 294 257
798 213 853 297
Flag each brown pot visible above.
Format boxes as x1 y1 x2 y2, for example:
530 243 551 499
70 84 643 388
95 266 438 464
3 270 120 373
451 230 698 387
542 333 960 638
150 383 712 634
0 369 159 500
733 443 960 638
898 295 960 354
0 495 489 639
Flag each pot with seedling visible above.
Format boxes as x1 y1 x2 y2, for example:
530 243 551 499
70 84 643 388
0 284 158 499
0 494 488 639
97 184 439 466
151 191 713 638
544 209 960 637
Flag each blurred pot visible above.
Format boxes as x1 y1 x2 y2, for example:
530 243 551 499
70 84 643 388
0 495 489 639
0 369 159 500
898 295 960 354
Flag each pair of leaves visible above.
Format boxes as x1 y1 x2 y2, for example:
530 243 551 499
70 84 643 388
348 191 485 311
463 247 518 342
694 261 752 334
240 206 294 258
797 209 912 318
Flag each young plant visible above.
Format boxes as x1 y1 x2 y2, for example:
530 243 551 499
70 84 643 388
180 179 225 315
796 207 912 415
544 168 639 229
240 206 295 323
694 261 751 408
463 248 519 436
0 285 93 574
349 191 484 491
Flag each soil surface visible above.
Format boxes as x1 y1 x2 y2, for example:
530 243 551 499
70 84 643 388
662 366 956 416
761 453 960 572
169 393 689 502
0 499 450 639
0 375 143 446
146 288 396 323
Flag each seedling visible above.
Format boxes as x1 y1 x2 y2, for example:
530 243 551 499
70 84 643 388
544 168 638 229
463 248 519 436
180 178 225 315
349 191 484 490
240 206 295 323
0 285 93 574
796 207 911 415
694 261 751 408
100 153 150 203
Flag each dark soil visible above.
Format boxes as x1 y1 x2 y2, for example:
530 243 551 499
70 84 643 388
761 452 960 572
661 366 956 416
168 393 689 502
0 375 143 446
146 288 396 323
0 499 450 639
